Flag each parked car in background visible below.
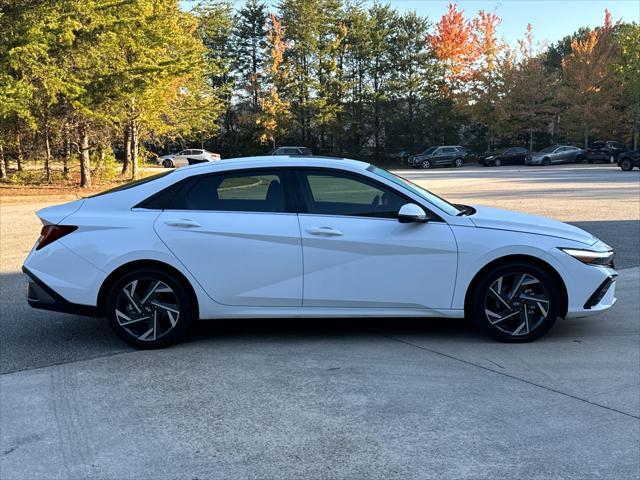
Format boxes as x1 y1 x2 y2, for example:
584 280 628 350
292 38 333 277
408 146 469 169
160 149 220 168
269 146 313 156
586 140 627 164
480 147 529 166
385 148 411 163
525 145 585 166
617 150 640 171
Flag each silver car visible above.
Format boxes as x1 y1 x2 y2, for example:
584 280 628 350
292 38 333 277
159 149 221 168
525 145 585 166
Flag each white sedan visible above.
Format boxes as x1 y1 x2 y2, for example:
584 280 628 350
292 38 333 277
23 157 617 348
159 149 220 168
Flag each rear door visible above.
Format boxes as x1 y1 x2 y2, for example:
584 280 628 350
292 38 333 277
437 147 455 165
155 169 303 306
294 168 458 309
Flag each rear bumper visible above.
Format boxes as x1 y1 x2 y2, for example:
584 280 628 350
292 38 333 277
23 266 100 317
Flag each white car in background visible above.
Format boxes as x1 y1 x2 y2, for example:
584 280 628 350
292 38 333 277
23 156 617 348
159 149 220 168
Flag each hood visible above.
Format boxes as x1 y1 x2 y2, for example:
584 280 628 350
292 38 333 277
36 199 85 225
469 206 597 245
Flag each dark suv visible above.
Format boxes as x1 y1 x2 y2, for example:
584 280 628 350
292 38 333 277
585 141 627 164
408 146 469 169
618 150 640 171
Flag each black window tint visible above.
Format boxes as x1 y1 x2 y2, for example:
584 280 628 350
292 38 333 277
300 170 406 218
175 170 287 212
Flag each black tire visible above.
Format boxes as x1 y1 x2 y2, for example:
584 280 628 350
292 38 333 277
494 159 501 167
421 159 432 169
162 159 173 168
542 157 551 166
453 157 464 168
470 262 561 343
620 158 633 171
106 268 196 349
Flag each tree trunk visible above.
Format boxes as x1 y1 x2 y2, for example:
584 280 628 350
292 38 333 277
131 122 139 179
122 123 131 175
16 131 24 172
63 128 70 178
44 127 52 183
79 122 91 188
0 144 6 179
583 125 589 150
529 129 533 151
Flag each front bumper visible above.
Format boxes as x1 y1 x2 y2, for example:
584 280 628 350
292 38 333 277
525 157 543 165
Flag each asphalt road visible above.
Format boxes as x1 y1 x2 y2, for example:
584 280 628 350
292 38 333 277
1 163 639 479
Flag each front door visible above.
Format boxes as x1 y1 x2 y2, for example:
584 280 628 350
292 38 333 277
155 169 303 307
294 169 458 309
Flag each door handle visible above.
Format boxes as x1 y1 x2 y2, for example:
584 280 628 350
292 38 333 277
306 227 343 236
164 219 201 228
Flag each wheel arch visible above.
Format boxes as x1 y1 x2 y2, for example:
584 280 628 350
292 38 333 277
96 259 199 318
463 254 568 319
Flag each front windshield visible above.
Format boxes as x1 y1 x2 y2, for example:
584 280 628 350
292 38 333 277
422 147 437 155
367 165 461 216
539 146 557 153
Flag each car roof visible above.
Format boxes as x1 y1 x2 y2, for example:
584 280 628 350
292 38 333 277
173 155 370 175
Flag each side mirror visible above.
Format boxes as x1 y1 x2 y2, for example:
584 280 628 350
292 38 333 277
398 203 429 223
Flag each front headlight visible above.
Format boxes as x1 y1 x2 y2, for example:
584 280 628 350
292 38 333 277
560 248 615 266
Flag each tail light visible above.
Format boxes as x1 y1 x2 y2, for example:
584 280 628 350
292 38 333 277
36 225 78 250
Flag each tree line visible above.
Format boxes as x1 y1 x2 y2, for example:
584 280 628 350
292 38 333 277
1 0 638 187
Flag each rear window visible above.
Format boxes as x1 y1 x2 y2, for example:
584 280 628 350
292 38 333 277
89 171 173 198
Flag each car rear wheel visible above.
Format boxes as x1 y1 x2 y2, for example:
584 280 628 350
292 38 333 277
574 155 585 163
620 158 633 171
162 159 173 168
421 159 432 169
470 263 560 342
106 268 195 349
453 158 464 168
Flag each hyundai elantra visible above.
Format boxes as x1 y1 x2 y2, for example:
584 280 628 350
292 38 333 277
23 156 617 348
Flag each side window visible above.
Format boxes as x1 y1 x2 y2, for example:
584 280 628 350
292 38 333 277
299 170 406 218
173 170 287 212
441 147 455 154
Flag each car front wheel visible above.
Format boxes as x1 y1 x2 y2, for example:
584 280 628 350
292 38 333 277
106 268 196 349
620 159 633 171
421 159 432 169
610 154 616 164
542 157 551 166
470 263 560 342
494 159 501 167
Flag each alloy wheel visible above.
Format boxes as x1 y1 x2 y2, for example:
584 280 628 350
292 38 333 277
422 160 431 169
483 272 550 337
620 159 632 171
114 278 180 342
